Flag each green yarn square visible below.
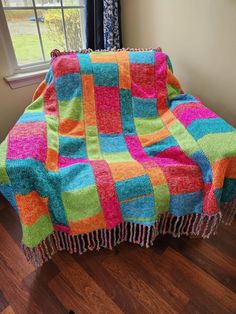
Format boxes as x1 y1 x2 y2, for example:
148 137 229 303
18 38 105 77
59 97 83 120
103 152 133 163
46 115 59 150
153 185 170 213
135 117 164 135
22 215 53 248
0 137 10 184
27 97 44 113
198 131 236 162
169 121 198 155
62 185 101 222
86 126 101 160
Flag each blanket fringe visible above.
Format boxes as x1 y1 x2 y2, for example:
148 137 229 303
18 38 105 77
50 47 162 60
221 201 236 225
21 207 236 268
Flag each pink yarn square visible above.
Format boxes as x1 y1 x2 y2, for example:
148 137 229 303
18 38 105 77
44 83 59 116
156 147 196 166
52 55 80 78
95 86 122 133
90 160 122 229
9 122 46 139
125 135 147 160
58 156 89 168
131 64 156 98
203 183 219 214
177 108 218 127
162 164 202 194
7 135 47 163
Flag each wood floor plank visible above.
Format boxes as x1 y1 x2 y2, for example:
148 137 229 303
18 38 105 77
170 237 236 292
119 244 189 313
0 200 5 211
76 251 148 314
0 305 15 314
0 224 34 283
0 257 41 314
207 226 236 260
0 197 235 313
101 247 178 314
157 247 236 313
50 253 123 314
182 300 203 314
0 291 8 312
21 261 67 314
0 200 22 247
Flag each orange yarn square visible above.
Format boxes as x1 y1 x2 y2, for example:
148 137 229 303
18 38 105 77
213 157 236 189
82 74 97 126
116 51 131 89
109 161 145 182
139 128 170 147
15 191 49 225
33 80 47 100
90 53 117 63
70 211 106 235
59 119 85 137
161 110 175 126
167 68 182 91
46 148 58 171
226 156 236 178
145 167 167 186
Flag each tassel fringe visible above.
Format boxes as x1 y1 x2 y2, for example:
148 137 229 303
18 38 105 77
23 204 235 268
50 47 162 60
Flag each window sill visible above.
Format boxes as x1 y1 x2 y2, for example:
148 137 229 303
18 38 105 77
4 69 47 89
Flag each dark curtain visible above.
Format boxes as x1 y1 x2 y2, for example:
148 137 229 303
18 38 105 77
85 0 122 50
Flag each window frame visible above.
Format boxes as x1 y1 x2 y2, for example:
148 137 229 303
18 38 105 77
0 0 86 83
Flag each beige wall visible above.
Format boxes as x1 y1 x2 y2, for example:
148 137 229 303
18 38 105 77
121 0 236 127
0 35 38 142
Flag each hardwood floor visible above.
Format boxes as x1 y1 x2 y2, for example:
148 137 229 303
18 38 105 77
0 194 235 314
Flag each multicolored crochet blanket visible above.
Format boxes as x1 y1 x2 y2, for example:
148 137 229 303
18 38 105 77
0 49 236 266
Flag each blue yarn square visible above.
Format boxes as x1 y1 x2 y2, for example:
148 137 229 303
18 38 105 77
119 89 136 135
99 133 128 153
55 73 82 101
144 136 178 156
190 150 212 183
132 97 157 118
60 163 95 192
129 51 155 64
45 67 54 84
120 195 156 226
187 118 234 141
77 54 93 74
168 94 197 110
115 175 153 202
18 112 45 123
59 136 87 158
214 188 222 207
93 63 119 86
6 159 68 225
6 159 45 195
221 178 236 202
170 191 203 216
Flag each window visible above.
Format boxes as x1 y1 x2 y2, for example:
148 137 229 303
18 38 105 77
0 0 86 79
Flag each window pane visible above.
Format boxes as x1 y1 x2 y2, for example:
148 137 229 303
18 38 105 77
35 0 60 7
63 0 85 6
4 9 43 65
34 0 85 7
64 8 82 50
37 8 66 60
2 0 33 8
